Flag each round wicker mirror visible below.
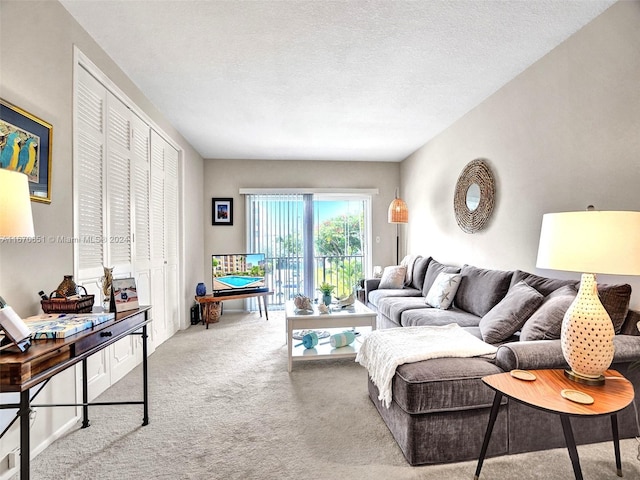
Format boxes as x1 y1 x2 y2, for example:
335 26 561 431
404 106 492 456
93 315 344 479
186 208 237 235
454 159 495 234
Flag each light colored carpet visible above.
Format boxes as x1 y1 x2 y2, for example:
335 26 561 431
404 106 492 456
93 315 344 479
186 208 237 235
18 310 640 479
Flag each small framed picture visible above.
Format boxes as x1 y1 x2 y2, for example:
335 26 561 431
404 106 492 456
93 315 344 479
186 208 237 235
212 198 233 226
111 277 139 313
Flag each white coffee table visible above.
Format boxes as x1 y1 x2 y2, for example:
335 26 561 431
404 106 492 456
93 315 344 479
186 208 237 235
285 300 377 372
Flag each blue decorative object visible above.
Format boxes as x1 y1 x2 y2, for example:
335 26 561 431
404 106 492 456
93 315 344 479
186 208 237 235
196 283 207 296
294 332 319 349
330 331 356 348
323 293 332 306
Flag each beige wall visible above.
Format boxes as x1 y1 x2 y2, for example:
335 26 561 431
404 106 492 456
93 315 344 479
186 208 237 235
0 0 205 315
203 159 401 293
401 1 640 309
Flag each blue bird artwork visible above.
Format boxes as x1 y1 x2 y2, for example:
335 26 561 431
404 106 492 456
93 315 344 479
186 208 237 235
0 132 21 170
17 137 37 174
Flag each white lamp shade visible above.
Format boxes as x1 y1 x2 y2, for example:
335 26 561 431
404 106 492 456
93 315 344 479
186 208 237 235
0 169 35 237
536 210 640 275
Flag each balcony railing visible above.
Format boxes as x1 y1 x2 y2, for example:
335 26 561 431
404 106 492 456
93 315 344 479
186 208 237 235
263 254 364 309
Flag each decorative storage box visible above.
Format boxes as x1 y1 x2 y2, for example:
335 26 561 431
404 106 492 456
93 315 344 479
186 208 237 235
41 295 95 314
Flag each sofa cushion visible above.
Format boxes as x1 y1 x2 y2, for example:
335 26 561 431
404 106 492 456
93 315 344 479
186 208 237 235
479 281 544 344
454 265 513 317
510 270 578 296
400 307 481 328
425 272 461 309
519 285 577 341
597 283 632 333
411 256 431 291
379 265 407 289
392 357 503 414
421 259 460 296
368 287 422 309
376 296 432 326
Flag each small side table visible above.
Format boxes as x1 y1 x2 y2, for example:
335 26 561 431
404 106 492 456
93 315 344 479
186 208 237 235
195 290 272 328
475 369 634 480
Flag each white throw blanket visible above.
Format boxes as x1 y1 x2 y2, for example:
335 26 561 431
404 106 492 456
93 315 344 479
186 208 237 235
356 324 498 408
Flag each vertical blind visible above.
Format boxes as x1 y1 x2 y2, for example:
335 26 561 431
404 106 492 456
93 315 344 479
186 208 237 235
246 194 308 307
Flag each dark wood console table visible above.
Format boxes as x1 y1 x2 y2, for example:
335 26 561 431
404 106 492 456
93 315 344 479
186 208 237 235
195 291 272 328
0 306 152 480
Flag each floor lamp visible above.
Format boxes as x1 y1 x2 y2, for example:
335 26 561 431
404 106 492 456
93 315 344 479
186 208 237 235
388 190 408 265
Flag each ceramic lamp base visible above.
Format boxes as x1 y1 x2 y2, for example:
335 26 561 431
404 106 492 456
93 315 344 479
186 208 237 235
563 369 605 386
560 273 614 383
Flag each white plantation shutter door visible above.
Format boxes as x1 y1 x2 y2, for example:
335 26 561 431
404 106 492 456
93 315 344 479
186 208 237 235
133 115 151 269
76 67 106 277
106 93 132 270
165 144 178 263
150 131 165 261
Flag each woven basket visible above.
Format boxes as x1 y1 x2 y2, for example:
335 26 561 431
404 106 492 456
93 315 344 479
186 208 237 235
41 286 95 314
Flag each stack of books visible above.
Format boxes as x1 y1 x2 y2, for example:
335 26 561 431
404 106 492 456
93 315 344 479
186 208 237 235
24 312 115 339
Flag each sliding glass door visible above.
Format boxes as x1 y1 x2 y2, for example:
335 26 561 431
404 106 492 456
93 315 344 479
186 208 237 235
246 193 370 308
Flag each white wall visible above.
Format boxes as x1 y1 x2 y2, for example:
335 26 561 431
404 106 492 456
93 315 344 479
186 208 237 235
401 1 640 309
203 159 401 293
0 0 204 473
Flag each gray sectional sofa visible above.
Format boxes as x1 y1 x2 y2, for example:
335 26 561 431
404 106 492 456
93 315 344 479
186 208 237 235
364 256 640 466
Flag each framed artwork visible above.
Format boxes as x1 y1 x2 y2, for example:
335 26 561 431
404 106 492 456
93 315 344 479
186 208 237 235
0 99 53 203
212 198 233 225
111 277 139 313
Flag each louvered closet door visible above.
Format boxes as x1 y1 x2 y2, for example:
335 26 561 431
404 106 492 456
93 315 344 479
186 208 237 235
164 143 180 335
150 130 168 346
76 67 111 396
132 114 152 316
76 67 106 283
76 67 139 393
105 92 141 383
105 93 133 277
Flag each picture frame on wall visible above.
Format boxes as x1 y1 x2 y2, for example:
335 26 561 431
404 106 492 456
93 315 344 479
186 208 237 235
111 277 139 313
212 198 233 225
0 98 53 203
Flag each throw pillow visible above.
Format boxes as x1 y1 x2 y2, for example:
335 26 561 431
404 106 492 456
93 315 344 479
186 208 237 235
454 265 513 318
379 265 407 289
411 256 431 291
421 259 460 296
509 270 579 296
425 272 462 309
401 255 421 287
597 283 632 333
479 281 544 344
519 285 577 341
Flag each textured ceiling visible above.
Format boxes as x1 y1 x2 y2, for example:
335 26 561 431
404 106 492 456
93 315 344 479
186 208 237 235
60 0 615 162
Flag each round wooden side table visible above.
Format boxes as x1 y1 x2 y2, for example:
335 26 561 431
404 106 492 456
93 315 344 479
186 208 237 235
474 369 634 480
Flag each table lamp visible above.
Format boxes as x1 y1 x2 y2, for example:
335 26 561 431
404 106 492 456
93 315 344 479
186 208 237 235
388 189 408 265
0 169 35 352
536 208 640 385
0 168 35 237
